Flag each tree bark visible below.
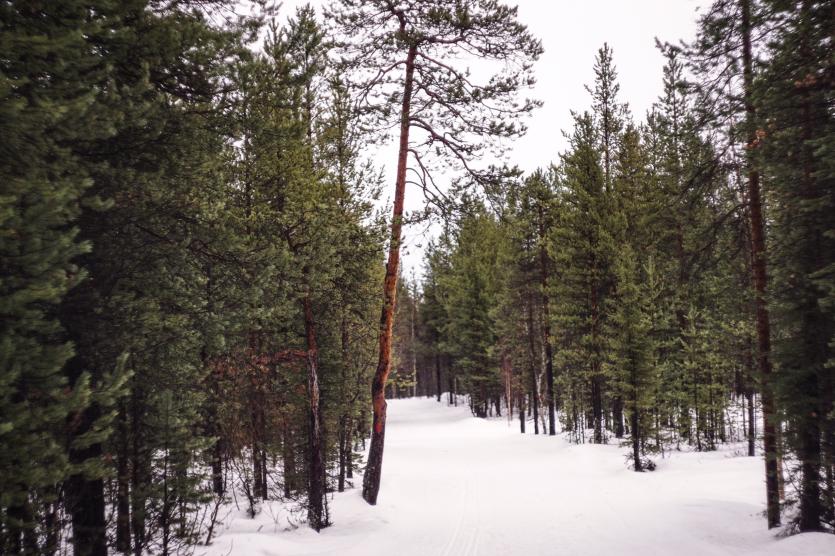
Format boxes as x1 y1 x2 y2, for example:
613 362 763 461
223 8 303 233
538 208 556 436
362 44 417 505
631 389 642 472
65 351 107 556
116 400 131 553
740 0 780 528
303 293 327 530
526 293 540 435
613 397 625 439
131 388 148 556
67 412 107 556
435 353 442 402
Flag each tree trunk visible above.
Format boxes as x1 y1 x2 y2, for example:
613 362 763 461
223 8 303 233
116 401 132 553
303 293 327 530
131 390 148 556
67 416 107 556
346 425 354 480
590 267 604 444
747 388 756 457
740 0 780 528
65 357 107 556
338 315 350 493
282 424 295 498
538 209 557 435
7 500 38 555
526 294 540 435
798 411 823 531
631 394 642 472
435 353 442 403
613 397 625 439
338 415 347 493
744 336 756 457
362 45 417 506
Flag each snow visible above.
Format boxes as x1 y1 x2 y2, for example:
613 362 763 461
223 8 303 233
201 398 835 556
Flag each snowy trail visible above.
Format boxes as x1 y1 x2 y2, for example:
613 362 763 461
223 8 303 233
204 398 834 556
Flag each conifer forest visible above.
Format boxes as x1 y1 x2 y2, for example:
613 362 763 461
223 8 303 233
1 1 834 555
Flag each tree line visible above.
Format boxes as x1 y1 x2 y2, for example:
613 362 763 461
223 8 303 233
396 0 834 536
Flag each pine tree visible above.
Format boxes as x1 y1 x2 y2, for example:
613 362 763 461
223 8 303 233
551 112 609 444
0 2 123 552
442 203 504 418
607 126 661 469
55 3 260 552
330 0 542 505
759 0 834 532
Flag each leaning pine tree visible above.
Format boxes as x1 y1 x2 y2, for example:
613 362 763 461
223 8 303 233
328 0 542 504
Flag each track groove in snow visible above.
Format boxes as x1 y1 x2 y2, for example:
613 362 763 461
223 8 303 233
203 398 834 556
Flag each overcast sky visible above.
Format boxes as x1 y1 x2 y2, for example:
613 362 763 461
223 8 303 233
275 0 710 278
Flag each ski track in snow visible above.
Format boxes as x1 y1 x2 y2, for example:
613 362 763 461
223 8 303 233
201 398 835 556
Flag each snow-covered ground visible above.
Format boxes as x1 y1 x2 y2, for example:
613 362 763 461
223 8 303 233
202 398 834 556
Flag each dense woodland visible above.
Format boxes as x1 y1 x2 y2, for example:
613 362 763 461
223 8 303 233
1 0 833 554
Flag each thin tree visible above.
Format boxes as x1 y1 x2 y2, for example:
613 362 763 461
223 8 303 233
687 0 781 527
329 0 541 504
739 0 780 528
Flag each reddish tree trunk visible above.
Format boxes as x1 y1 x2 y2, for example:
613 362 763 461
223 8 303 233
362 45 418 505
741 0 780 529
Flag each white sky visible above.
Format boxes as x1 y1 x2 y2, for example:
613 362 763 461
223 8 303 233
275 0 710 278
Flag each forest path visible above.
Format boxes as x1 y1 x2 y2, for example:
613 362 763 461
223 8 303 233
205 398 834 556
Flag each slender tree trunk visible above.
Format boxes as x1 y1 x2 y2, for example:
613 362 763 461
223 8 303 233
632 387 642 472
613 398 625 439
410 284 418 398
741 0 780 528
590 268 604 444
362 45 417 505
539 213 556 435
131 389 148 556
799 411 823 531
744 336 756 457
203 268 225 497
116 401 131 553
303 293 327 530
346 423 354 480
338 415 347 493
824 413 835 526
747 388 756 457
282 424 295 498
67 406 107 556
435 353 442 402
338 315 350 493
7 500 38 555
42 490 60 556
252 411 264 500
526 293 540 435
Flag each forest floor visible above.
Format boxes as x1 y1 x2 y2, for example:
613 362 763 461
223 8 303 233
202 398 835 556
